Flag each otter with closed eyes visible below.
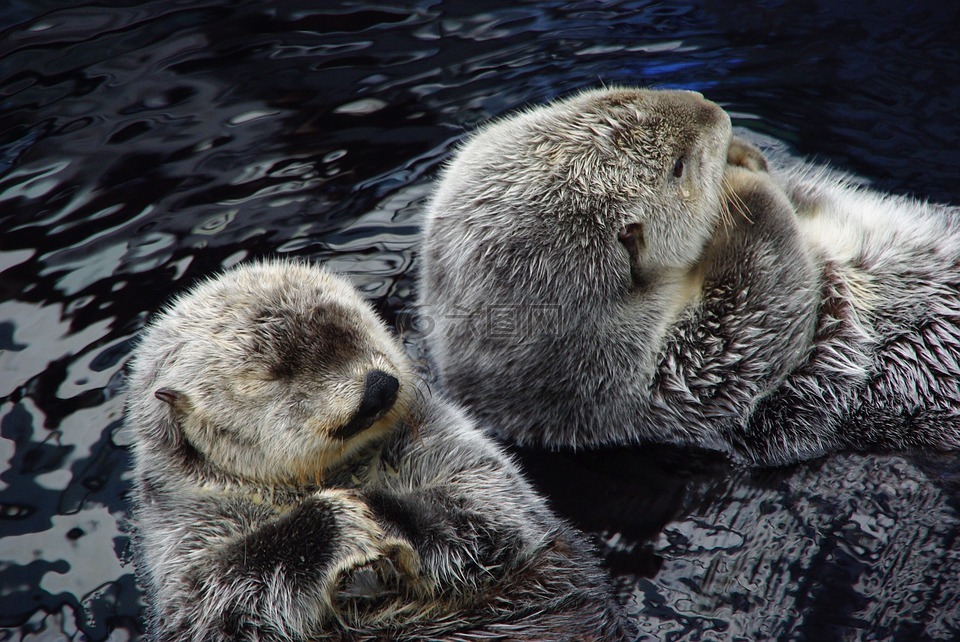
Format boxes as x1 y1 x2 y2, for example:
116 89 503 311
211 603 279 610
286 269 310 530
417 86 960 466
126 259 634 641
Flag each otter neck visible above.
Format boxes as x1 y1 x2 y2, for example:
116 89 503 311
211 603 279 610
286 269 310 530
620 263 705 373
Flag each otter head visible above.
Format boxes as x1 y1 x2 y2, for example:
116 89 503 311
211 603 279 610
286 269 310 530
424 87 733 306
130 260 412 485
418 88 734 446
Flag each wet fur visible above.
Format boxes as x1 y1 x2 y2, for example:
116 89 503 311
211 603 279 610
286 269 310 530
127 260 634 641
418 87 960 466
738 160 960 463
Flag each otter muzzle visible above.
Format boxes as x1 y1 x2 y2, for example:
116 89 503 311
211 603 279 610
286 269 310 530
334 370 400 440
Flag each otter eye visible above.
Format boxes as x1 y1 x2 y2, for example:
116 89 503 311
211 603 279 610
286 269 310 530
672 156 685 179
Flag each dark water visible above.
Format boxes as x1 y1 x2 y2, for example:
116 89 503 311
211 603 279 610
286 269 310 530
2 1 959 640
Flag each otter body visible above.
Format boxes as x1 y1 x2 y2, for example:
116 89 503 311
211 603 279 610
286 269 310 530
127 260 633 641
418 87 960 465
741 161 960 462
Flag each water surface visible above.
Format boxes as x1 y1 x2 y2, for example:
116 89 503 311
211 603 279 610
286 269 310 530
1 1 959 640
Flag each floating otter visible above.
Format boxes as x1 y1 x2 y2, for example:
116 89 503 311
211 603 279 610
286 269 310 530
126 259 633 641
417 86 960 466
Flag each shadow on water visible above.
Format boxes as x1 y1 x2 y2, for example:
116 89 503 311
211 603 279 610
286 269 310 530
1 1 959 640
513 445 960 641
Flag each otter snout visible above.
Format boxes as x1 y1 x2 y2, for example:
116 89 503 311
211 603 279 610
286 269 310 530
361 370 400 417
334 370 400 440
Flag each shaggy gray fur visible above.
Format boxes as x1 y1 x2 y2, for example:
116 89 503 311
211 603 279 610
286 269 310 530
126 260 633 641
417 86 960 466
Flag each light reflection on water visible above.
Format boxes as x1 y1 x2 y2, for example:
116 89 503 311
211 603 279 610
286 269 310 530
1 1 959 640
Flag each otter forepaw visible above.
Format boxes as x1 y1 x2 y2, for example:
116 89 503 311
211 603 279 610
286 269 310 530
721 165 798 232
722 165 769 204
380 536 422 581
727 137 768 172
332 538 423 611
334 556 400 602
318 491 424 610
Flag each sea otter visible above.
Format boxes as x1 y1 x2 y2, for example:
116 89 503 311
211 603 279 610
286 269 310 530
417 87 960 465
126 259 634 640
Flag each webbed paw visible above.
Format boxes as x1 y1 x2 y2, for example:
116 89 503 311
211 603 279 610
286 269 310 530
727 137 768 172
333 538 420 603
717 165 802 240
315 489 423 612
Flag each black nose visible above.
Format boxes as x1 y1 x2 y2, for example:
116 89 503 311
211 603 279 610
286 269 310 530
334 370 400 440
359 369 400 418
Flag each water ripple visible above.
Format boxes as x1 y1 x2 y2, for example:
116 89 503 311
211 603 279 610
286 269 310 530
1 0 959 639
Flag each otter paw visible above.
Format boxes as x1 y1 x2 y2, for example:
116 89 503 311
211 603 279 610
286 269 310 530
380 536 421 581
335 558 399 602
333 539 422 608
727 137 768 172
315 490 423 608
721 165 797 231
722 165 768 203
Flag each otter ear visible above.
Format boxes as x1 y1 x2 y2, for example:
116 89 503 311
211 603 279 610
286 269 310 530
618 223 647 288
619 222 644 254
155 388 190 414
152 387 195 454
